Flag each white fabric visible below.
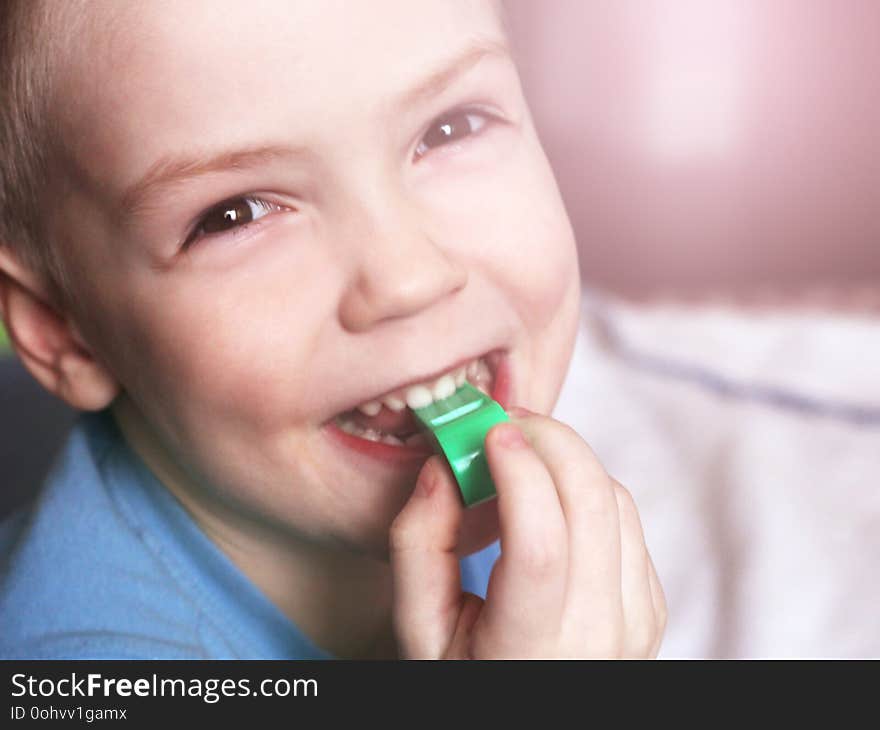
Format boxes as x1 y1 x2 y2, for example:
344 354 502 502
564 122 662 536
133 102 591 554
552 290 880 658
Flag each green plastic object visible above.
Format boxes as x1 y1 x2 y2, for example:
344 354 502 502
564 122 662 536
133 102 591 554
411 382 509 507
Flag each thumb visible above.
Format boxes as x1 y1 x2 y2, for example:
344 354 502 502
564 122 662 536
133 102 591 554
389 455 467 659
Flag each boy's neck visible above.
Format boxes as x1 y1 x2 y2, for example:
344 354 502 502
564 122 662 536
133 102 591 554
206 517 399 660
111 396 399 660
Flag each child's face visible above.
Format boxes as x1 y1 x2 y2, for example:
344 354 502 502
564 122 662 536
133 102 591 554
53 0 580 556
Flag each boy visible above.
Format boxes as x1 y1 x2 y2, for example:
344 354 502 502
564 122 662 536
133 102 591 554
0 0 665 659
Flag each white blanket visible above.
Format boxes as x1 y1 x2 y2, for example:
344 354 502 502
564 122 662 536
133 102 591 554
553 289 880 658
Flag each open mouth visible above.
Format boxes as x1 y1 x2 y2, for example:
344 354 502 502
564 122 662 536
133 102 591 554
325 350 510 460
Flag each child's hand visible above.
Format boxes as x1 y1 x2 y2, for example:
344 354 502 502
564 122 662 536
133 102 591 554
389 411 667 658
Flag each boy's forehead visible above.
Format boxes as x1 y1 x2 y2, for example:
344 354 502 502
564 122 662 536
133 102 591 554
60 0 509 204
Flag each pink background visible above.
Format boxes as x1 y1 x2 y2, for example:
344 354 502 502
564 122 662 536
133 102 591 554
505 0 880 298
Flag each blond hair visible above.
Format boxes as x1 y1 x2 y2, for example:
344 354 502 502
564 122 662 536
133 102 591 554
0 0 76 310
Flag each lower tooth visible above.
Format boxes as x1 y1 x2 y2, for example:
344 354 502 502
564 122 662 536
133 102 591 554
405 433 427 447
337 419 406 444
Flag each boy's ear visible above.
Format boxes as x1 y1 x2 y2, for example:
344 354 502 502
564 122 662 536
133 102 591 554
0 245 120 411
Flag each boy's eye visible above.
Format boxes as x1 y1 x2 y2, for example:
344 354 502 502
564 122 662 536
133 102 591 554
199 197 276 234
186 196 283 247
415 109 489 159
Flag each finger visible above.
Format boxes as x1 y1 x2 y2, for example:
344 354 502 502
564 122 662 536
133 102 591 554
444 592 485 660
612 480 658 657
646 552 668 658
478 421 568 654
389 455 466 659
513 415 623 653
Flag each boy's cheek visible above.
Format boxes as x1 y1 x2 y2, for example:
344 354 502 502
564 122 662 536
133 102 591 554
478 183 581 412
111 245 338 397
481 199 579 323
90 288 322 445
461 142 579 320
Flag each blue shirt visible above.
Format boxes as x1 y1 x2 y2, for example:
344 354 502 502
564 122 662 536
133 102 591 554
0 410 500 659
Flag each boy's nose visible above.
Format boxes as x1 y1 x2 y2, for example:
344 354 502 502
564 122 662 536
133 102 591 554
338 216 468 333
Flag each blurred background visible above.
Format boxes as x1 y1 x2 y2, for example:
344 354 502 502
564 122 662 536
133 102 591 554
506 0 880 297
2 0 879 516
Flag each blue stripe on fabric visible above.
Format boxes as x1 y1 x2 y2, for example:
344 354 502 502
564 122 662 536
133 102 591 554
591 305 880 428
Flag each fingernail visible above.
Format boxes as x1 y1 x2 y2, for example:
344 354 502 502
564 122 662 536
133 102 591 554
415 458 440 497
494 422 529 450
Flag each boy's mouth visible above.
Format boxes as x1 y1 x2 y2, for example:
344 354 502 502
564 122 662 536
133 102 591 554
325 350 510 459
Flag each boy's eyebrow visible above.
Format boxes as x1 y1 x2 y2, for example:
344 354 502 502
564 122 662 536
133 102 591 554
119 37 512 217
390 37 512 110
119 145 307 217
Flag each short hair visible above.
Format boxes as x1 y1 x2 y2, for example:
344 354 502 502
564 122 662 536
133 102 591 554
0 0 75 309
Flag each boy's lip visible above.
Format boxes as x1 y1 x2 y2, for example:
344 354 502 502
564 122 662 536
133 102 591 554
322 349 512 465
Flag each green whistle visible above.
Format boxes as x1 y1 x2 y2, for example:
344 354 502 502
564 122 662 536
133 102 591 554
411 382 509 507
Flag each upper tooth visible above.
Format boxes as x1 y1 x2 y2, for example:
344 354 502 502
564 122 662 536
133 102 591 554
432 374 457 401
358 400 382 417
356 359 488 414
405 385 434 409
384 395 406 412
